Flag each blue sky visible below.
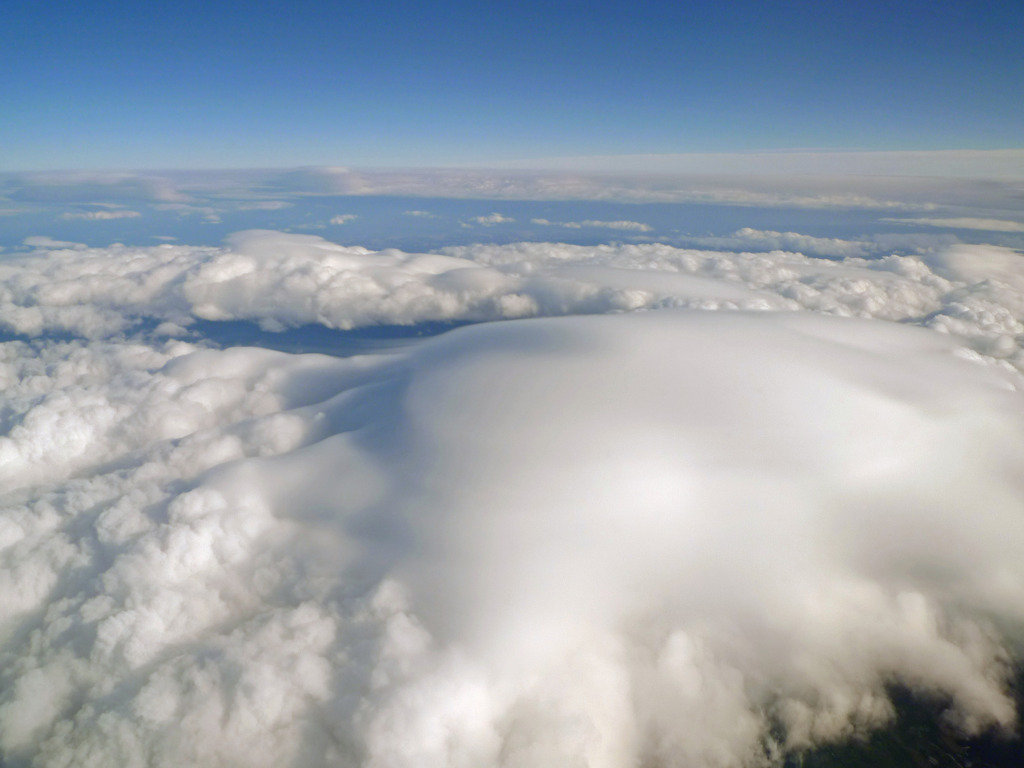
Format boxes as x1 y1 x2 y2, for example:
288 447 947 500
3 0 1023 171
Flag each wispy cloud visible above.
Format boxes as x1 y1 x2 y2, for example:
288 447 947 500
532 218 652 232
330 214 358 225
883 217 1024 232
60 209 142 221
498 149 1024 179
236 200 293 211
155 203 222 223
22 235 86 249
7 166 1020 211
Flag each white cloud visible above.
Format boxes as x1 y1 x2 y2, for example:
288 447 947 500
22 235 86 249
2 227 1024 768
236 200 293 211
1 301 1024 766
155 203 222 223
3 231 1024 366
329 214 357 225
60 209 142 220
7 165 1020 211
269 167 944 209
883 216 1024 232
404 209 437 218
532 217 652 232
467 212 515 226
684 227 874 258
7 171 191 203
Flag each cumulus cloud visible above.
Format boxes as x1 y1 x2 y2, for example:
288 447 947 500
2 307 1024 767
532 218 652 232
684 228 874 258
883 217 1024 232
404 209 436 218
467 212 515 225
3 230 1024 365
60 209 142 221
330 214 358 225
2 229 1024 766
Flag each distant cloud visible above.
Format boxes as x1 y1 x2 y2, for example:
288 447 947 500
684 228 874 258
7 171 190 203
5 166 1019 211
532 218 652 232
155 203 222 223
882 217 1024 232
467 212 515 226
330 214 358 225
261 167 939 209
22 235 86 249
236 200 293 211
404 209 437 218
61 209 142 221
500 149 1024 179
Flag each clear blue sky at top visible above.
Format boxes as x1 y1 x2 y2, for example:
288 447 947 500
2 0 1022 171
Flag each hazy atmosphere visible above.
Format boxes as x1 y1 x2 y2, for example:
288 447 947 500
2 2 1023 767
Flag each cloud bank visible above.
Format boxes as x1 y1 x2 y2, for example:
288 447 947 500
500 149 1024 179
9 166 1020 210
2 230 1024 767
3 230 1022 364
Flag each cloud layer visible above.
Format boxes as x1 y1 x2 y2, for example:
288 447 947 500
8 166 1021 210
2 230 1024 767
3 230 1023 365
884 217 1024 233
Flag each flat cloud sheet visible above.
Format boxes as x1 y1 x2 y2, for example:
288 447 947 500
2 231 1024 767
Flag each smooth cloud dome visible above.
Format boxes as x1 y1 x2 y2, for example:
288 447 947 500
1 229 1024 767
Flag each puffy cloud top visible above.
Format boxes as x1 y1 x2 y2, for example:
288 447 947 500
2 230 1023 369
2 229 1024 767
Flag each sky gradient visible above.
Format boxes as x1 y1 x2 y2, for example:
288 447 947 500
3 0 1023 171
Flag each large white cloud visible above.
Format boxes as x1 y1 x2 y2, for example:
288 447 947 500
2 229 1024 767
2 308 1024 767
